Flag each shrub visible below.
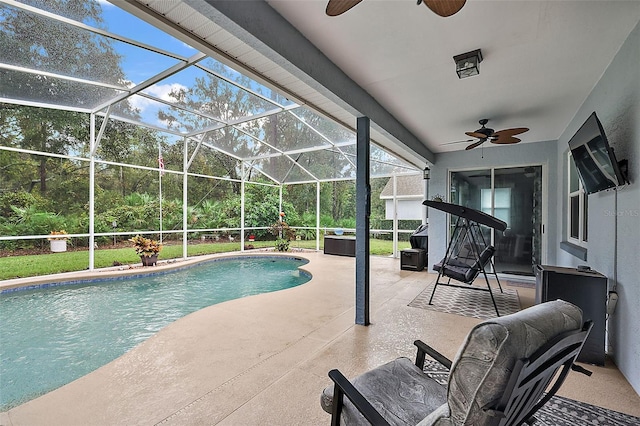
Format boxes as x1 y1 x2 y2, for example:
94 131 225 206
0 191 49 219
269 219 295 241
295 228 316 240
274 238 290 252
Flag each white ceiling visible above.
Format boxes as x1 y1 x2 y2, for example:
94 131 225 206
267 0 640 153
126 0 640 162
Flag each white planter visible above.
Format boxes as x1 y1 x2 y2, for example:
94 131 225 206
50 240 67 252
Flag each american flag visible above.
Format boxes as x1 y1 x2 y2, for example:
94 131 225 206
158 155 165 176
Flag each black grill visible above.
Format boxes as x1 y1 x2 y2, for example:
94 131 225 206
409 224 428 250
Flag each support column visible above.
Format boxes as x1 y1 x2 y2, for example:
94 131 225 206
355 116 370 326
392 173 398 258
88 114 95 270
241 162 245 251
316 181 321 251
424 167 430 225
158 144 163 244
182 137 188 258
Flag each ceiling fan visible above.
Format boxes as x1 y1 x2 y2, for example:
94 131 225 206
326 0 466 17
461 119 529 150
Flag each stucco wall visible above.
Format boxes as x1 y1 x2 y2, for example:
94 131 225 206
428 140 558 269
384 199 423 220
554 21 640 394
429 22 639 395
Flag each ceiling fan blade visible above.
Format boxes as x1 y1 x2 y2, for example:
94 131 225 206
422 0 466 17
326 0 363 16
440 139 473 146
492 127 529 138
491 136 521 145
466 140 485 150
465 131 489 139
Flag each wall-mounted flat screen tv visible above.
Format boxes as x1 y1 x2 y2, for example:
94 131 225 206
568 112 627 194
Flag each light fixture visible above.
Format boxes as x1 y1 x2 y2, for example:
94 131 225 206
453 49 483 79
423 166 431 180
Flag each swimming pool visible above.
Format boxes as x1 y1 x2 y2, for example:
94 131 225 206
0 255 310 411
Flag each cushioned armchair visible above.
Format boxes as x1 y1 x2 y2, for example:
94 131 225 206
321 300 592 426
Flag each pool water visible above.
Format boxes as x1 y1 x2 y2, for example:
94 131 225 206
0 256 310 410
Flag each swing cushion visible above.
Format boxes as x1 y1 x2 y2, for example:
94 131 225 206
433 246 495 283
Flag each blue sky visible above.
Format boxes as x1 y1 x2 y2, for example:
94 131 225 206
98 1 202 132
96 1 292 135
100 0 196 59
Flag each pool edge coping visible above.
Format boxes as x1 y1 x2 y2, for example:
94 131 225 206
0 250 314 294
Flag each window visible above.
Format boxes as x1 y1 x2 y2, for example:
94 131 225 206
568 153 588 246
481 188 511 225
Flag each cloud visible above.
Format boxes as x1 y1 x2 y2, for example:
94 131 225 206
126 82 189 114
146 83 189 102
127 95 152 114
121 83 190 130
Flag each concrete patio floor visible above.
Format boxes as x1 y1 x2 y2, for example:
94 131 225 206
1 251 639 425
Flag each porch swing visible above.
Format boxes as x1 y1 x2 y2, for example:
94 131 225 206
423 200 507 316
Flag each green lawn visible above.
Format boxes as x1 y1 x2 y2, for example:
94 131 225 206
0 239 410 281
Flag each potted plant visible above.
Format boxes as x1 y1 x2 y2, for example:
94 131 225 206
48 230 68 252
129 235 162 266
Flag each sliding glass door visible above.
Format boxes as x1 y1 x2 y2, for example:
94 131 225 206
450 166 542 276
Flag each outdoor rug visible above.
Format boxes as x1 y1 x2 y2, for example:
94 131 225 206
505 279 536 289
408 282 520 319
422 360 640 425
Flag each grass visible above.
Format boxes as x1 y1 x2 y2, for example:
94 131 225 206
0 238 410 281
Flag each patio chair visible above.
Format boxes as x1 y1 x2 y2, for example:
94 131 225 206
320 300 593 426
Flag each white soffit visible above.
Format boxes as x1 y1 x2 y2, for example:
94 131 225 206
121 0 428 168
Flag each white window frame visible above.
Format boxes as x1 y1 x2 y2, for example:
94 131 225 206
481 187 511 226
568 153 588 247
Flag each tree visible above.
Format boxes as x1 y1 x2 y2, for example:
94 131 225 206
1 106 90 194
0 0 127 194
96 121 167 198
159 62 268 193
